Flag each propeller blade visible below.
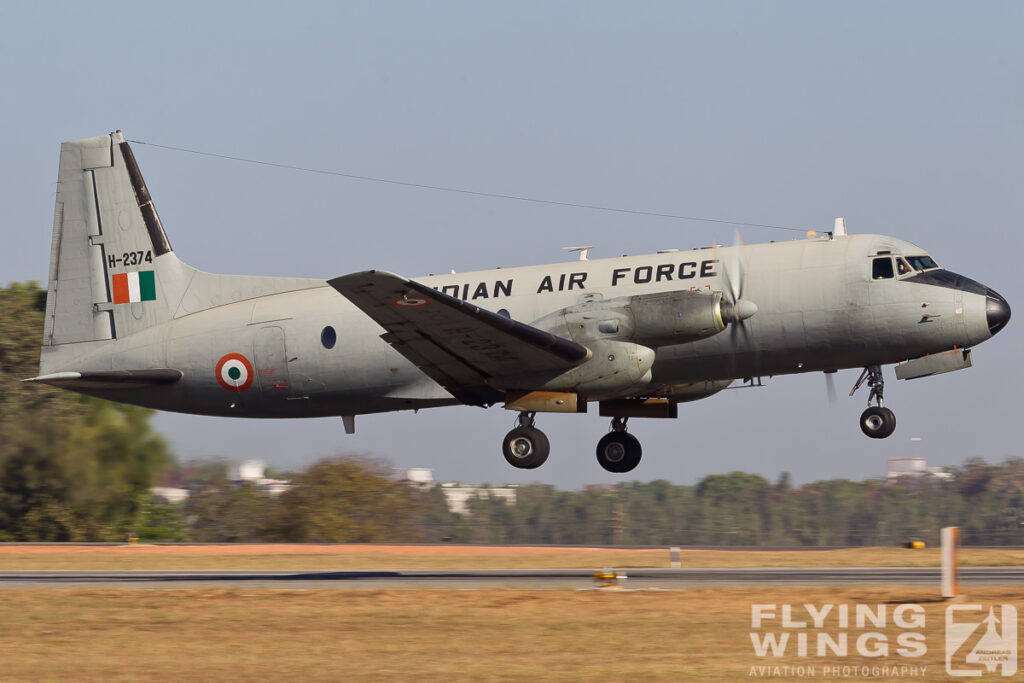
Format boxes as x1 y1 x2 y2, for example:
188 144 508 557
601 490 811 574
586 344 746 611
729 230 745 302
712 241 734 305
729 323 739 376
716 231 758 380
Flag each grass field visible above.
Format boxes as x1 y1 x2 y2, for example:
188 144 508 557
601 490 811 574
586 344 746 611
0 544 1021 571
2 586 1021 681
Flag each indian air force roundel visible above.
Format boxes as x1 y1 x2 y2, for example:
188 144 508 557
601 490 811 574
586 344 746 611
215 353 254 392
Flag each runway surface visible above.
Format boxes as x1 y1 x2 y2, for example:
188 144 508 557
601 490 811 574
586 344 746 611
2 566 1023 589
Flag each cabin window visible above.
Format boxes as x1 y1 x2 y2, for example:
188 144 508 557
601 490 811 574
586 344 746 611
497 308 511 319
906 255 939 271
872 257 894 280
897 258 911 276
321 326 337 349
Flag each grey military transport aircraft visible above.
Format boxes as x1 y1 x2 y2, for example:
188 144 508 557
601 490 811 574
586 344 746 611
26 132 1011 473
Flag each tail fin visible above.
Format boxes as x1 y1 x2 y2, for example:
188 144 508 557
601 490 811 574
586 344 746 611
41 132 321 376
42 132 195 367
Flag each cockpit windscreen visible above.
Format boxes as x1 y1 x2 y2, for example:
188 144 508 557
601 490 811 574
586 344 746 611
905 255 939 271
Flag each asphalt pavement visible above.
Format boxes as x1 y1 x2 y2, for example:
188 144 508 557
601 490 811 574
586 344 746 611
1 566 1022 589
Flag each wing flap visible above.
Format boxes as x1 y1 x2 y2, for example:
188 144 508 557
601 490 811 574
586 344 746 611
328 271 589 405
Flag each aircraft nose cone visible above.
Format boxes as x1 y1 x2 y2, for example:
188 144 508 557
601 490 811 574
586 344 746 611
986 291 1011 336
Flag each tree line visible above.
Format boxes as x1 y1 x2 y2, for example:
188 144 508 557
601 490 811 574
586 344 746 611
2 283 1022 545
140 455 1024 546
436 460 1024 547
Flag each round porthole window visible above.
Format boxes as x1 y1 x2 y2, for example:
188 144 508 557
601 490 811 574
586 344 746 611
321 326 337 349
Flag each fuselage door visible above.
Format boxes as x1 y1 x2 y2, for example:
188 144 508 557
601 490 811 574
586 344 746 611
254 326 292 398
954 288 966 333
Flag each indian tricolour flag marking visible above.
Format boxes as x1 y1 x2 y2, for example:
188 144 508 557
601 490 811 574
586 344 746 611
112 271 156 304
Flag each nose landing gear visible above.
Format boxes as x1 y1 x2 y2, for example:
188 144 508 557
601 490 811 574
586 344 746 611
596 416 642 473
860 406 896 438
851 365 896 439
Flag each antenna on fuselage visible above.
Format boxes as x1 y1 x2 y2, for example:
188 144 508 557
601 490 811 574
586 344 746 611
833 217 848 237
563 246 593 261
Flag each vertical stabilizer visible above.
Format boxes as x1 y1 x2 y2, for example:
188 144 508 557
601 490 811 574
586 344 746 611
40 132 323 376
42 132 195 370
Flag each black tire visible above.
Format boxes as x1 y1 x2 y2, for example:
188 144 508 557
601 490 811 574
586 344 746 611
596 432 642 473
502 426 550 469
880 407 897 437
860 406 896 439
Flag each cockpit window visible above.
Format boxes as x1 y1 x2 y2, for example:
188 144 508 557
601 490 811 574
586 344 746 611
896 258 911 276
906 255 939 271
872 257 894 280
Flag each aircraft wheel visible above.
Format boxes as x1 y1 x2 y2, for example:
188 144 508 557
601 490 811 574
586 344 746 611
502 426 550 469
860 406 896 439
596 432 642 473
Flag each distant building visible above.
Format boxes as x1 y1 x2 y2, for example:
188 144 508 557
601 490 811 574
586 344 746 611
886 457 953 482
439 482 518 515
403 468 436 489
229 459 266 482
399 468 518 514
229 459 291 495
150 486 190 504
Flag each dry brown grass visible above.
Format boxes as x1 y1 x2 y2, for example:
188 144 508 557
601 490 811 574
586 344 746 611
0 544 1021 571
1 586 1020 681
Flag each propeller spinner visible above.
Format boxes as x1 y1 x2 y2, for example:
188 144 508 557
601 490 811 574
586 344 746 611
717 231 758 325
714 232 758 378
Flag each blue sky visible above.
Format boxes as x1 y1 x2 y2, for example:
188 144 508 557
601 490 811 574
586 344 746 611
4 2 1022 486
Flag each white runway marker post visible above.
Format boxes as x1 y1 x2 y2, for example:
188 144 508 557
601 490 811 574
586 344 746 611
670 546 681 568
941 526 960 599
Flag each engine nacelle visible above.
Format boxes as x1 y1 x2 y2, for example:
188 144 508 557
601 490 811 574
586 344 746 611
662 379 734 403
492 290 738 399
491 338 655 398
531 290 728 347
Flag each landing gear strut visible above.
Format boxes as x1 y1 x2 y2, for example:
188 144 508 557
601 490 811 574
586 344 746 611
596 417 642 473
851 365 896 439
502 412 550 469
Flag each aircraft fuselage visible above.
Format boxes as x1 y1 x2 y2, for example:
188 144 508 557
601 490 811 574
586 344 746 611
31 133 1010 471
59 234 1001 418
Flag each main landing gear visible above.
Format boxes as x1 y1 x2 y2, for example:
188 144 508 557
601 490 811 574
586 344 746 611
502 412 549 469
596 417 642 473
851 365 896 439
502 413 643 473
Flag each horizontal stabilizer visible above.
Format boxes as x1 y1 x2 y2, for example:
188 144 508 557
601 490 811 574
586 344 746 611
24 369 183 390
328 270 589 405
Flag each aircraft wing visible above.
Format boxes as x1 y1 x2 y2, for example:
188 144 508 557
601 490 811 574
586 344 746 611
328 271 590 406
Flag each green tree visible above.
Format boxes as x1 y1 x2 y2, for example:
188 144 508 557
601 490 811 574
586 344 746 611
694 471 770 544
137 497 189 542
0 283 173 540
186 478 276 542
268 456 422 542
